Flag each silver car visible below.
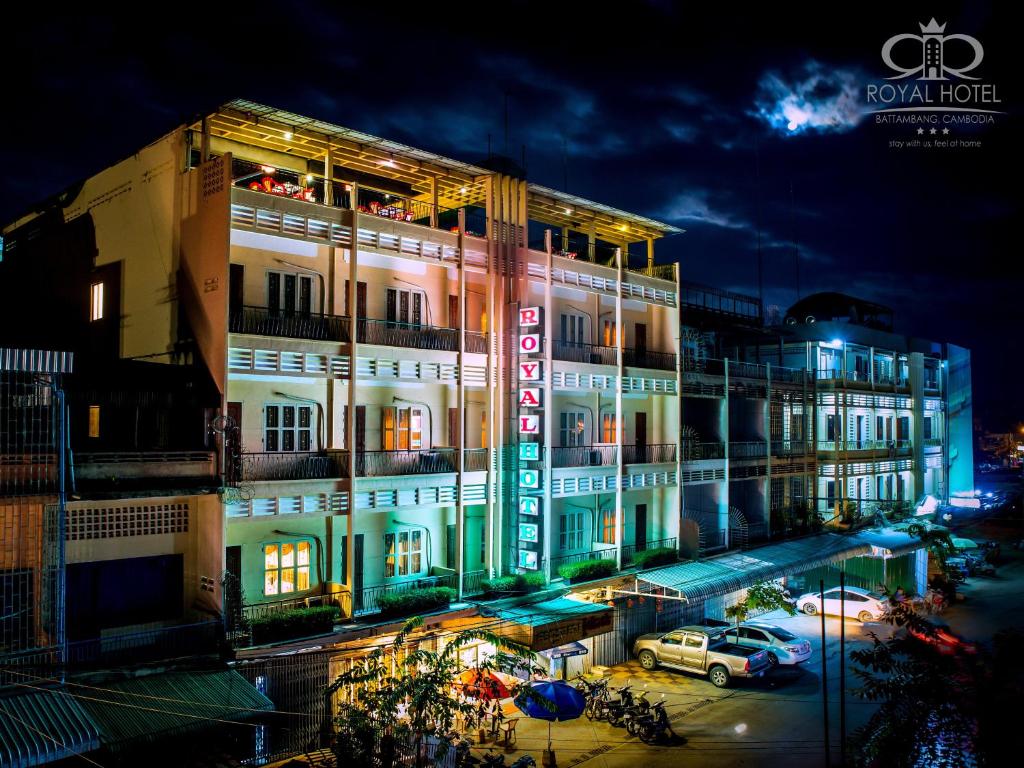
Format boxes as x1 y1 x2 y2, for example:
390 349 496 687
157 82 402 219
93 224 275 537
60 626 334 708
720 623 812 666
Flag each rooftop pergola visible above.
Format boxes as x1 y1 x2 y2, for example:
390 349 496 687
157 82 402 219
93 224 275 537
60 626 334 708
196 99 681 248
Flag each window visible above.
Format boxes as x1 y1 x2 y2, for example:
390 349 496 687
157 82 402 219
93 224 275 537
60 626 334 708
263 540 311 595
598 508 616 545
684 634 703 648
826 480 836 509
601 413 618 443
265 404 313 452
386 287 424 327
826 414 837 442
90 282 104 321
897 416 910 442
602 320 617 347
382 406 423 450
384 529 424 577
560 411 585 447
662 632 683 646
923 418 933 440
560 313 585 345
88 405 101 438
267 271 314 315
559 512 584 550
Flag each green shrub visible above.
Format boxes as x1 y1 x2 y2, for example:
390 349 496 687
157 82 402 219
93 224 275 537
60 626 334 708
376 587 456 616
557 559 617 582
482 573 546 595
249 605 339 645
633 547 677 570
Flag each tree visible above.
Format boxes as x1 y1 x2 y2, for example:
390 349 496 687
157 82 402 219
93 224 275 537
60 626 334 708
724 581 796 627
328 616 546 767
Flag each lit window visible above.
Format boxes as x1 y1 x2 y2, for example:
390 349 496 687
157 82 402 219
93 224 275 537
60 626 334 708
603 320 617 347
382 407 422 450
264 540 311 595
90 282 104 321
384 529 423 578
601 413 618 443
88 405 101 438
599 509 616 544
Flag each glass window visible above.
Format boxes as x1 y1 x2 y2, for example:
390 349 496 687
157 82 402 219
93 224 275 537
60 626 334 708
766 627 797 642
560 411 585 447
382 407 423 451
88 405 101 438
264 540 312 596
684 634 704 648
598 508 616 545
602 320 617 347
386 288 425 327
265 404 313 453
90 282 104 321
601 413 617 444
662 632 683 646
384 529 425 578
267 271 315 315
559 512 584 550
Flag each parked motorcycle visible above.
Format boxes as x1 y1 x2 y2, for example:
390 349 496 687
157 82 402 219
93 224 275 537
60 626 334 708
623 687 651 736
594 684 634 726
637 699 673 744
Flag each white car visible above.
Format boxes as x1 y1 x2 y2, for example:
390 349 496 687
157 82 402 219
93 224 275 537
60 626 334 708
796 586 889 622
719 623 813 666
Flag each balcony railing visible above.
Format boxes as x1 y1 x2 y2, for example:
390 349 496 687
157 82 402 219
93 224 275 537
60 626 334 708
815 440 912 453
550 547 617 571
771 366 807 384
623 348 677 371
231 306 350 342
682 441 726 461
729 361 768 379
622 443 677 464
625 263 676 281
357 449 457 477
356 187 453 228
357 318 460 352
770 440 812 456
241 586 349 624
680 281 762 321
551 445 617 468
729 441 768 459
462 570 487 597
622 537 678 565
463 448 489 472
241 451 349 481
465 331 488 354
354 573 457 616
552 340 617 366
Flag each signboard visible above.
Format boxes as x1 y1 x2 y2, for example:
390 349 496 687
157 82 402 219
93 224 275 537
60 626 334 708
519 497 539 516
531 611 615 652
516 304 545 571
519 361 542 381
518 523 539 543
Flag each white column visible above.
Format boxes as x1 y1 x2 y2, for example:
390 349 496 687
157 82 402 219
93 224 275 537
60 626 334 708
615 248 624 570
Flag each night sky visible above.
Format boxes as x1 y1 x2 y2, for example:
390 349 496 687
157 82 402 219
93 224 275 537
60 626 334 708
0 2 1018 427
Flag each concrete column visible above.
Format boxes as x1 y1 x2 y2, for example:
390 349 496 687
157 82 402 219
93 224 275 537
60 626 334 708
614 248 624 570
430 175 439 229
324 142 334 206
674 262 683 554
344 183 359 611
722 358 730 549
456 208 466 598
543 230 555 582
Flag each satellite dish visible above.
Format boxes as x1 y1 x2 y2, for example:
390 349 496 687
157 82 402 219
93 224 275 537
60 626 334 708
805 315 817 324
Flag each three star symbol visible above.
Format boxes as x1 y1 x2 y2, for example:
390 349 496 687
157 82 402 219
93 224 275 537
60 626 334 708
916 127 951 135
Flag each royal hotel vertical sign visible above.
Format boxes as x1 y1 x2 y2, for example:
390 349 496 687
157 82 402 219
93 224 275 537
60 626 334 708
517 306 543 570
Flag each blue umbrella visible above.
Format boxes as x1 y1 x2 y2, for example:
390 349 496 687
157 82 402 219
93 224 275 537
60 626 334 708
515 680 587 753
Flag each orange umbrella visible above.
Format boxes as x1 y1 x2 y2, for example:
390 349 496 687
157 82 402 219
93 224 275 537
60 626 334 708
458 669 511 700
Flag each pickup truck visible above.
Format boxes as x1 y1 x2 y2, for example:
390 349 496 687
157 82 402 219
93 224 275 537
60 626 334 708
632 625 771 687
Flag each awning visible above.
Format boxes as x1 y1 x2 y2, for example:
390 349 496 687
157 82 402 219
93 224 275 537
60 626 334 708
491 598 614 651
637 533 873 603
76 669 274 751
636 529 926 603
0 688 100 768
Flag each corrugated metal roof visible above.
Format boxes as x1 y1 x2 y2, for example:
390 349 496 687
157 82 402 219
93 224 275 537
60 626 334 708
493 597 612 628
0 687 100 768
637 533 875 603
0 349 73 374
76 669 274 751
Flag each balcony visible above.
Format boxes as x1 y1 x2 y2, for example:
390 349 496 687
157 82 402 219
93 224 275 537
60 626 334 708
682 442 726 461
626 263 676 281
553 340 617 366
729 361 768 380
240 451 349 481
551 445 617 468
463 448 490 472
231 306 350 342
770 440 812 456
353 573 458 616
357 449 457 477
815 440 912 454
623 347 677 372
680 281 762 322
622 443 677 464
73 451 217 491
356 318 462 353
550 537 677 573
729 441 768 459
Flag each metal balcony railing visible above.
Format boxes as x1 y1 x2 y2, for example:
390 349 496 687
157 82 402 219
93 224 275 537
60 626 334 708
770 440 812 456
463 448 489 472
230 306 350 342
729 441 768 459
552 340 617 366
550 547 617 571
625 263 676 281
356 318 460 352
729 360 768 379
465 331 488 354
354 573 458 616
461 570 487 597
356 187 455 229
550 445 617 468
623 348 677 371
622 443 677 464
681 442 726 461
771 366 807 384
815 440 912 453
240 451 349 481
622 537 677 565
241 586 349 624
356 449 457 477
679 281 762 321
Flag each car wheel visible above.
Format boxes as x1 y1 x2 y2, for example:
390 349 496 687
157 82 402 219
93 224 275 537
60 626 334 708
639 650 658 671
803 603 818 615
709 665 731 688
766 652 779 666
858 611 873 623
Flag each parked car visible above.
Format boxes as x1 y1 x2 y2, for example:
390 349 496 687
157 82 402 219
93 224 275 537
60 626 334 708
719 623 812 666
796 586 889 622
632 626 771 687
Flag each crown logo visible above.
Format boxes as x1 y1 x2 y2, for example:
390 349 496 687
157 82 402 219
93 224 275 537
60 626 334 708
919 18 947 34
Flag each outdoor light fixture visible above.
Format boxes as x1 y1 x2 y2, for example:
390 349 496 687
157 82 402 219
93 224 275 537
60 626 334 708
283 130 293 140
261 165 276 174
460 186 468 193
305 174 314 182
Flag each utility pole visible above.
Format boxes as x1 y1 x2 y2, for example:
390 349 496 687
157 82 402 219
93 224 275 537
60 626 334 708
820 579 831 768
